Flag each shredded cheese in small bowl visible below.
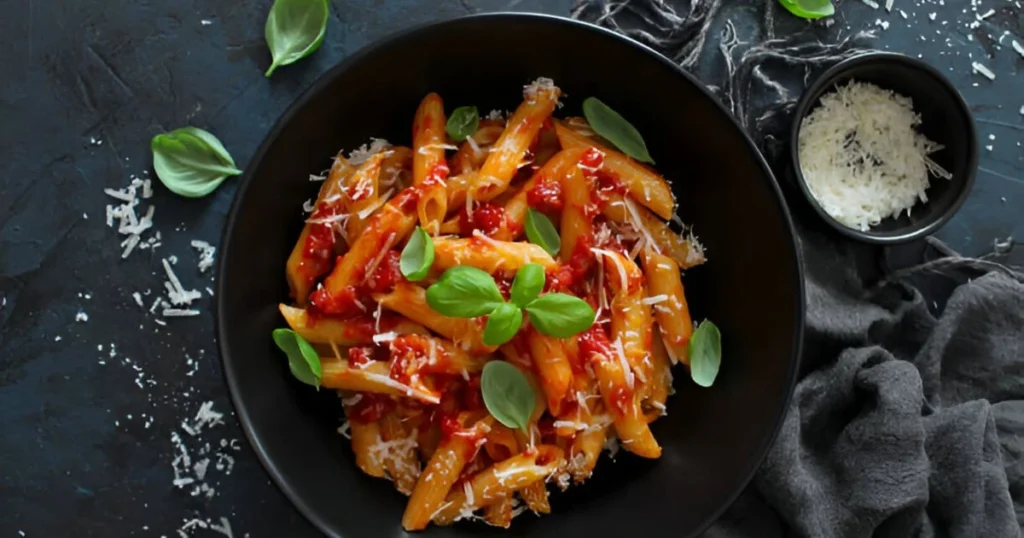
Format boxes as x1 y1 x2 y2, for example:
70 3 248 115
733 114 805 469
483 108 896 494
790 53 977 244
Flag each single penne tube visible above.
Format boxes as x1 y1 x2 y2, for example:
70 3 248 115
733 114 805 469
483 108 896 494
499 147 585 241
413 93 450 234
643 332 673 423
527 331 572 416
402 418 490 531
641 248 694 366
344 147 414 243
580 326 661 458
431 445 563 525
602 197 706 269
449 80 561 209
432 235 557 274
278 303 428 345
559 165 593 261
375 283 494 354
554 121 673 219
380 412 421 495
483 423 520 463
320 357 440 404
609 284 654 390
286 154 355 304
339 152 385 244
591 352 661 458
314 187 419 307
568 422 609 483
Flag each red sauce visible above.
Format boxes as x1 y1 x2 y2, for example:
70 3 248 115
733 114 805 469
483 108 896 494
579 147 605 170
526 176 563 212
458 201 506 238
422 162 449 188
347 346 375 368
340 314 382 343
309 283 364 318
365 251 404 294
348 393 394 424
577 325 612 364
545 235 595 294
388 336 420 385
494 276 513 301
594 169 627 198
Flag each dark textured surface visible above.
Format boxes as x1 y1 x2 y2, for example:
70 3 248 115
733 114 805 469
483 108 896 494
0 0 1020 537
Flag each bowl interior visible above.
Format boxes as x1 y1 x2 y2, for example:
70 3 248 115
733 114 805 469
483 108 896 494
791 54 977 243
218 14 803 538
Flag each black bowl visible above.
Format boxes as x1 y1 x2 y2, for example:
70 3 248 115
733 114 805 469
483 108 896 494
217 13 804 538
789 52 977 244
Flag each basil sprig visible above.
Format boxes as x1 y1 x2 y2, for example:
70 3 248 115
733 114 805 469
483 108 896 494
426 263 595 346
400 226 434 281
582 97 654 164
446 106 479 142
689 320 722 387
481 360 536 433
151 127 243 198
525 209 560 256
272 328 322 387
264 0 329 77
777 0 834 19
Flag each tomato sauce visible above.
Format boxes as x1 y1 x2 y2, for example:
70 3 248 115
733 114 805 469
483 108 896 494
309 250 406 318
459 201 505 238
422 162 449 188
348 392 394 424
526 176 563 213
347 346 375 368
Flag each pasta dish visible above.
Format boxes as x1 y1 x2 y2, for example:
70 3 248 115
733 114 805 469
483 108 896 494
274 77 711 530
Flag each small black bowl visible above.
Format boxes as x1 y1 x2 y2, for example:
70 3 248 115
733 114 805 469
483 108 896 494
789 52 977 244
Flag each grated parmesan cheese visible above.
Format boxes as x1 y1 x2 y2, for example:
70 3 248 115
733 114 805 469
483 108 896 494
972 62 996 81
798 81 950 231
190 240 216 273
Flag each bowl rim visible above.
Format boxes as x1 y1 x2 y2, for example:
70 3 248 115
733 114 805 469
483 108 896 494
216 12 806 537
788 51 978 245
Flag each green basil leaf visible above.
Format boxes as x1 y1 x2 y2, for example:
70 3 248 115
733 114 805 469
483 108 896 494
272 328 322 387
525 209 560 257
400 226 434 281
510 263 545 308
582 97 654 164
446 106 479 142
483 303 524 346
688 320 722 388
151 127 243 198
264 0 329 77
524 293 596 338
777 0 834 19
426 266 505 318
481 360 536 433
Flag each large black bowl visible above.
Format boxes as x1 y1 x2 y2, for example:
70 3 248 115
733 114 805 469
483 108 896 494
217 13 804 538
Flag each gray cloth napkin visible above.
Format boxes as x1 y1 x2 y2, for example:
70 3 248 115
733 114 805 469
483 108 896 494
572 1 1024 536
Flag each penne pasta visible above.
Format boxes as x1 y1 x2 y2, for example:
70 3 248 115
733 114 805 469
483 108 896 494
431 445 563 525
276 80 709 530
554 120 673 219
433 235 557 274
641 248 694 365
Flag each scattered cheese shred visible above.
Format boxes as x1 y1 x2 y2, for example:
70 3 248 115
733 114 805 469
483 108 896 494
972 62 996 80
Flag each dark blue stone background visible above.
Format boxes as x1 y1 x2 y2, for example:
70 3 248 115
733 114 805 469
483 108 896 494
0 0 1020 536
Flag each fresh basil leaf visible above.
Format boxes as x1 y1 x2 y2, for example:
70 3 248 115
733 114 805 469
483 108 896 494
426 266 505 318
272 328 322 387
525 209 560 256
446 106 479 142
481 360 536 433
400 226 434 281
151 127 243 198
582 97 654 164
510 263 545 308
777 0 834 19
525 293 595 338
688 320 722 387
264 0 329 77
483 303 524 346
